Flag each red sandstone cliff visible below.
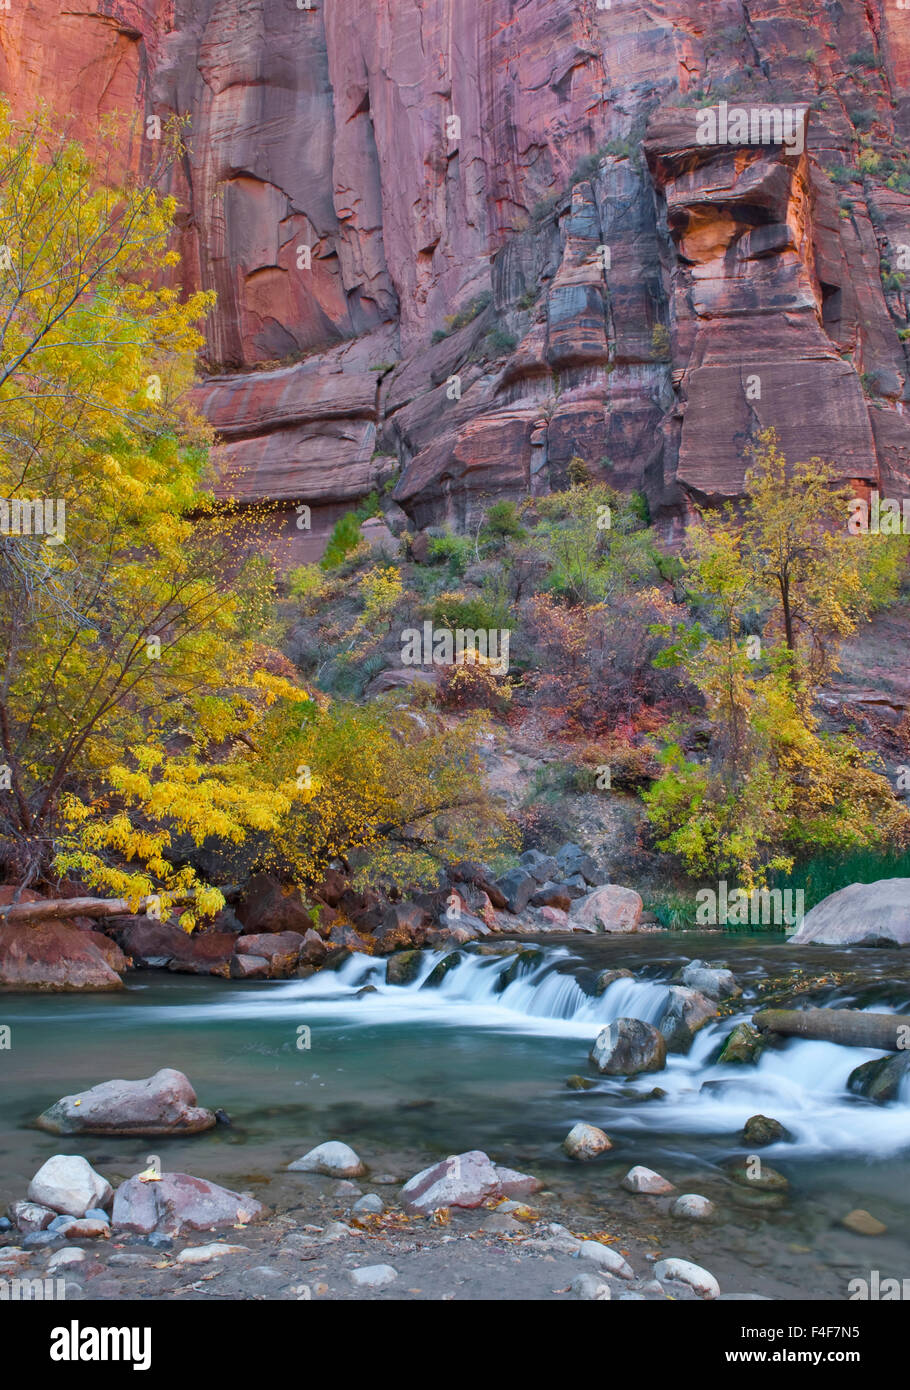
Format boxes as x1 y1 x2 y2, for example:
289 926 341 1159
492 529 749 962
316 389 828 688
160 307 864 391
4 0 910 547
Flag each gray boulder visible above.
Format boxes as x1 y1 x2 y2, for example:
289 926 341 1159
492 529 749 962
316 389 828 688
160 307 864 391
659 986 718 1052
112 1171 263 1235
590 1018 666 1075
847 1052 910 1103
788 879 910 946
36 1068 216 1136
27 1156 112 1217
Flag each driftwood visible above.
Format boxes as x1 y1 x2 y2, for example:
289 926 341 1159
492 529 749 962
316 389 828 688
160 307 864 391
0 885 238 924
753 1007 910 1052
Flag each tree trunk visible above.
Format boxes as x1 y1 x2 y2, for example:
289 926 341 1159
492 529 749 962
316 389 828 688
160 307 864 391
0 887 237 924
753 1007 910 1051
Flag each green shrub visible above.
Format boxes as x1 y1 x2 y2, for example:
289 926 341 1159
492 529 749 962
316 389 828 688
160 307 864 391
288 564 326 601
320 512 364 570
427 532 475 575
484 327 518 357
430 590 505 632
482 500 526 543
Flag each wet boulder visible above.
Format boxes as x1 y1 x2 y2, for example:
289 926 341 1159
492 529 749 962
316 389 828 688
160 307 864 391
229 954 270 979
659 986 718 1052
847 1052 910 1103
563 1122 612 1160
36 1068 217 1136
718 1022 763 1064
590 1018 666 1075
27 1156 112 1217
371 903 432 954
679 959 740 1000
741 1114 791 1146
112 1171 263 1236
594 967 634 995
386 950 424 985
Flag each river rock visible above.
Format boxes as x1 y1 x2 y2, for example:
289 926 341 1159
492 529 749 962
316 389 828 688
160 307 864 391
111 1172 263 1236
841 1208 887 1236
565 1074 595 1090
847 1052 910 1103
577 1240 634 1279
114 919 236 975
372 903 431 954
659 986 718 1051
176 1242 250 1264
563 1122 612 1160
572 1272 612 1300
350 1263 398 1288
230 953 270 979
671 1194 716 1221
46 1247 86 1271
718 1022 764 1064
422 951 464 987
0 920 125 991
352 1193 384 1215
570 885 643 933
519 850 559 884
494 868 537 914
235 873 314 935
594 968 634 995
742 1114 791 1146
653 1257 720 1299
787 879 910 947
46 1218 109 1240
287 1141 366 1178
399 1150 541 1214
530 882 574 911
622 1165 675 1195
679 959 740 1000
27 1156 112 1218
725 1158 790 1192
590 1018 666 1075
555 844 600 885
36 1068 216 1136
386 950 423 985
8 1200 55 1234
233 931 305 977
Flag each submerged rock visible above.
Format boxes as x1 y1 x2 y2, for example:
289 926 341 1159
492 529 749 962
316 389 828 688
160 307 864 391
385 949 423 985
841 1208 887 1236
724 1157 790 1192
590 1018 666 1075
36 1069 216 1136
593 967 634 996
287 1141 366 1178
621 1165 675 1195
563 1122 612 1161
27 1156 112 1218
671 1194 716 1222
565 1074 596 1091
421 951 465 987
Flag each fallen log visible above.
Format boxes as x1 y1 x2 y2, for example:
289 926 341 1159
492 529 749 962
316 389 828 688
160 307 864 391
0 885 238 924
753 1007 910 1052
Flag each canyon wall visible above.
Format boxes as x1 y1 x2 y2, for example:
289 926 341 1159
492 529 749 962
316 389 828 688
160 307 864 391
3 0 910 545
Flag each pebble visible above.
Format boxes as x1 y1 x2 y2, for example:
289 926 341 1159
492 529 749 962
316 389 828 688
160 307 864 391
349 1263 398 1288
563 1122 612 1161
287 1141 366 1178
334 1180 362 1197
108 1253 157 1268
